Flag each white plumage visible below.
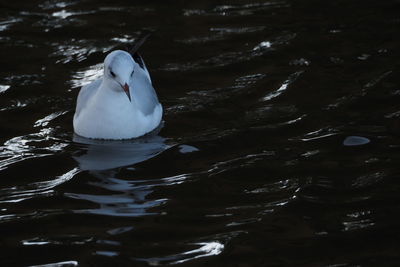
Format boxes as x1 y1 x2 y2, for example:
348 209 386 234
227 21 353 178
73 49 162 140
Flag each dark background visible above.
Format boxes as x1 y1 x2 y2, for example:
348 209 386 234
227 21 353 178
0 0 400 266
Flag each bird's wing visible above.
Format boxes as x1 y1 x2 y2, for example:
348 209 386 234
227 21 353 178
126 32 153 81
74 79 102 118
130 74 159 116
132 52 152 82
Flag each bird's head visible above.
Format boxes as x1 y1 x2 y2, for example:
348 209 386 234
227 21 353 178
104 50 135 101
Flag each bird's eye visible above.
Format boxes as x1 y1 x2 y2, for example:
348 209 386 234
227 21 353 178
110 70 116 77
130 70 134 76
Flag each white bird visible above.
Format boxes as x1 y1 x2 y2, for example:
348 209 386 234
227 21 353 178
73 36 162 140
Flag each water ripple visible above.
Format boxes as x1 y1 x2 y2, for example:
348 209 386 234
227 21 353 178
351 172 385 188
0 84 10 93
207 151 275 176
245 178 299 194
22 235 93 246
0 168 79 203
0 0 398 265
327 70 393 110
183 1 288 17
28 260 78 267
295 127 340 142
0 130 67 171
34 111 68 127
68 195 166 217
136 241 224 265
39 0 78 10
178 26 267 44
261 71 304 101
342 210 374 232
162 33 296 71
0 209 60 224
65 173 188 217
0 17 23 32
168 73 266 113
70 63 102 89
51 41 111 64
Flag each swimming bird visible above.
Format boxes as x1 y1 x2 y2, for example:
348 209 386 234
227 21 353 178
73 35 162 140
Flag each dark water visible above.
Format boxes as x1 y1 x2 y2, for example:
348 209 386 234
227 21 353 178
1 0 400 266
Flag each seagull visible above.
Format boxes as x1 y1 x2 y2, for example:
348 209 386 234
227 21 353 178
73 34 162 140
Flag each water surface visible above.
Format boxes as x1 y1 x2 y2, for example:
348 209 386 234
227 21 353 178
1 0 400 266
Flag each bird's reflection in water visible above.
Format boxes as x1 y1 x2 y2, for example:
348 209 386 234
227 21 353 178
69 133 172 217
72 133 169 171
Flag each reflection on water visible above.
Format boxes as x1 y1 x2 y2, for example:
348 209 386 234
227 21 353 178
72 134 169 171
66 134 221 262
68 134 171 217
0 84 10 93
28 260 79 267
70 63 103 89
137 241 224 265
261 71 303 101
1 0 400 266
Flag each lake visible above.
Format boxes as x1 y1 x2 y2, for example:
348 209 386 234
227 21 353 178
1 0 400 266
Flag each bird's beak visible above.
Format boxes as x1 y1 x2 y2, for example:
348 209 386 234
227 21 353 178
122 83 131 102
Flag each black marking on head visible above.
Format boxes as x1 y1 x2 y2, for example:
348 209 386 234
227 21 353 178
110 69 116 77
